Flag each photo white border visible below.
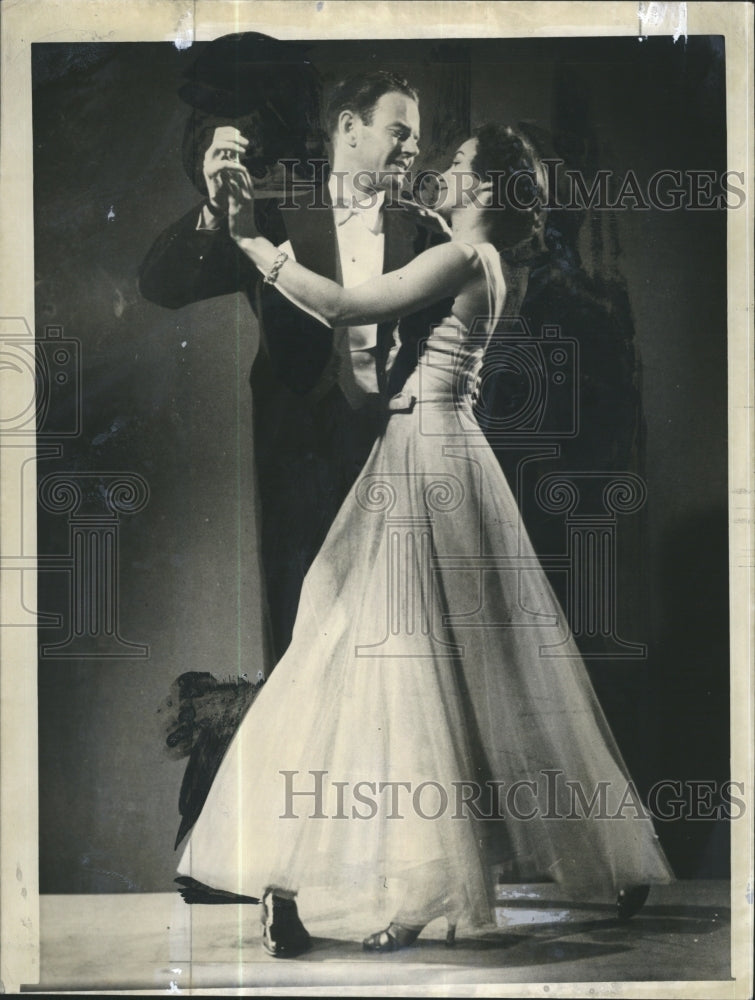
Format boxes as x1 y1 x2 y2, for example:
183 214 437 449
1 1 752 995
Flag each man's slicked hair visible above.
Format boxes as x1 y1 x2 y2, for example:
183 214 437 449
323 71 419 138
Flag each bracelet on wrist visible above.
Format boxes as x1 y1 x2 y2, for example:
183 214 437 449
264 251 290 286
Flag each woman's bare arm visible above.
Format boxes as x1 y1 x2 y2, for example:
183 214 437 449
228 191 479 327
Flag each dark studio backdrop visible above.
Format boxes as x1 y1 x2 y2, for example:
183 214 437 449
32 35 730 893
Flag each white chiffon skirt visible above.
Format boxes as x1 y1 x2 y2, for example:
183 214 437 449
177 341 673 928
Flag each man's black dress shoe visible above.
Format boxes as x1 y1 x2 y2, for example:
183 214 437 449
260 888 312 957
616 884 650 921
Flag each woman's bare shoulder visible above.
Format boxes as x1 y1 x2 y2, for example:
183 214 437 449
418 240 483 272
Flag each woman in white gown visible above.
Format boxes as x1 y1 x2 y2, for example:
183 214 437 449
176 125 673 955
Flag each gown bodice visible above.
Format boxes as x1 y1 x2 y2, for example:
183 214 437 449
403 242 506 413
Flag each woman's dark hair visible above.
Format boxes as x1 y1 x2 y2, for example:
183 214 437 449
323 71 419 138
471 123 548 259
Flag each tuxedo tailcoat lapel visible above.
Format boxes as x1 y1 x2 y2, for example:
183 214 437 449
257 180 338 395
280 182 339 280
373 204 422 391
382 202 421 273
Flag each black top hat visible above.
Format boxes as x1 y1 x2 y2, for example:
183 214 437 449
178 32 323 193
178 31 319 119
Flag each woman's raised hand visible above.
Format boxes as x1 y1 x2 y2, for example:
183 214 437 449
202 125 251 214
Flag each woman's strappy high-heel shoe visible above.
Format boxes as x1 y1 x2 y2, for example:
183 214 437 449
362 916 457 953
362 884 462 953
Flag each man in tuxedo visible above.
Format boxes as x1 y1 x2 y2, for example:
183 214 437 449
139 70 450 667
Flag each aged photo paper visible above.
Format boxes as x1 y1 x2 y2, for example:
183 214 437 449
1 0 753 995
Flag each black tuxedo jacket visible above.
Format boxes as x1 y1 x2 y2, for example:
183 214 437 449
138 182 450 399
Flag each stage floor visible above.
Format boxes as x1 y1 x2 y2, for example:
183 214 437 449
26 880 732 994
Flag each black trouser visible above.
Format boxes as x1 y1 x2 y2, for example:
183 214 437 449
252 373 385 665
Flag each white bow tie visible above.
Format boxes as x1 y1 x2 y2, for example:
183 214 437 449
332 198 382 234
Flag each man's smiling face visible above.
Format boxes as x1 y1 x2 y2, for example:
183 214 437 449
350 90 420 193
